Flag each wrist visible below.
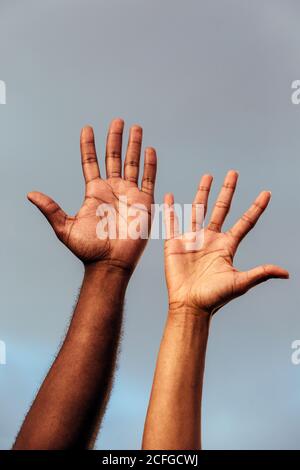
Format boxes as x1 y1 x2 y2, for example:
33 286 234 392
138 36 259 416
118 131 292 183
168 302 211 321
84 260 132 284
167 304 211 343
82 261 132 304
66 260 130 338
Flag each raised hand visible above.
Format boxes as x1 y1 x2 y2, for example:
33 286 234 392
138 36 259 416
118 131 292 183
15 119 157 449
28 118 157 272
164 170 289 316
143 170 289 451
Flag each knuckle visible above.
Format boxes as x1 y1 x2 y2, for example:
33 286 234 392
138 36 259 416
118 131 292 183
125 160 139 168
222 182 236 190
215 200 230 210
107 151 121 159
241 213 254 227
208 220 221 232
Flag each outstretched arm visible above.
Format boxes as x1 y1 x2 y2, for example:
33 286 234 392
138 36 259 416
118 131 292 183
13 119 157 449
142 171 288 450
142 305 210 450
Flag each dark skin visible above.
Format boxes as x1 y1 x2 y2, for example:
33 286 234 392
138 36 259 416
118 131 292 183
142 171 289 450
13 118 157 450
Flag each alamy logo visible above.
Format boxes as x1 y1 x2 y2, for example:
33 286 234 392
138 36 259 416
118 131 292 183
95 198 205 251
291 340 300 365
0 80 6 104
291 80 300 104
0 340 6 365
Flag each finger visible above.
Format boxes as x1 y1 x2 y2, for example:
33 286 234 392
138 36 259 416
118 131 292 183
228 191 271 249
80 126 101 183
27 191 68 239
236 264 289 294
191 174 213 231
124 125 143 184
208 170 239 232
164 193 179 239
105 118 124 178
141 147 157 196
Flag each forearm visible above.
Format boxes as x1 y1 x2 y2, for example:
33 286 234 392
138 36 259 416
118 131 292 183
13 263 130 450
142 307 210 450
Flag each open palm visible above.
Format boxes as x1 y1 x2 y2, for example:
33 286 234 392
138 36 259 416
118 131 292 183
164 171 288 315
28 119 157 272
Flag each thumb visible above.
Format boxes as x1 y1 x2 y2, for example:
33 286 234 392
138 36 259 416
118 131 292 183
238 264 289 293
27 191 68 239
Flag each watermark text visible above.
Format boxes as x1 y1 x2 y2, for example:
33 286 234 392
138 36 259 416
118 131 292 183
0 340 6 365
0 80 6 104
